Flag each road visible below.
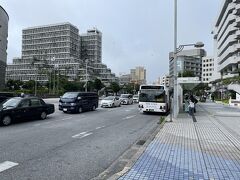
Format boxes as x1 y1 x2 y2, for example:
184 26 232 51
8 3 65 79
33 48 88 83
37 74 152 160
0 99 160 180
199 101 240 138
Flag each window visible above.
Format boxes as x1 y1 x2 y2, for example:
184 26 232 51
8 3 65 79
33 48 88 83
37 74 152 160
19 99 31 107
31 99 42 106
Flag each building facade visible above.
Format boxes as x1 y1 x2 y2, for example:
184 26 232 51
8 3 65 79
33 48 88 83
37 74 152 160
6 23 117 85
156 75 170 87
212 0 240 80
202 56 214 83
130 66 146 85
169 49 206 86
119 74 131 86
81 28 102 63
0 6 9 89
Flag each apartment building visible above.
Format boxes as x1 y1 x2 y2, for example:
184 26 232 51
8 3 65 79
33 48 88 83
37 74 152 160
0 6 9 89
212 0 240 80
119 74 131 86
130 66 146 85
202 56 214 83
81 28 102 63
156 75 170 87
6 23 117 85
169 48 206 87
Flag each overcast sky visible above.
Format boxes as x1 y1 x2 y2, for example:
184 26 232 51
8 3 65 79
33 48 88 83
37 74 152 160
1 0 221 83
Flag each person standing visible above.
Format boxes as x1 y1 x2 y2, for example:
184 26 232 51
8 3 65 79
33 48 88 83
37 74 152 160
188 95 197 116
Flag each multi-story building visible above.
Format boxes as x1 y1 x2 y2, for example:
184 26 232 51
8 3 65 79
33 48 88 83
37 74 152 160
6 23 117 85
81 28 102 63
130 66 146 85
202 56 214 83
119 74 131 86
212 0 240 80
169 49 206 87
156 75 170 87
0 6 9 89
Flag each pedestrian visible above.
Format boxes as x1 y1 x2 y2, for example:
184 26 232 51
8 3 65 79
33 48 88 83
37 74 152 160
211 94 215 102
188 95 197 116
20 92 25 98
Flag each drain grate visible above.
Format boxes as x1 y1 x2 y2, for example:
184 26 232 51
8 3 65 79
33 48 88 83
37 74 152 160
136 140 146 145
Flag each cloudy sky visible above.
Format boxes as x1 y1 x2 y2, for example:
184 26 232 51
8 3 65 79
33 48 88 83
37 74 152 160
1 0 221 83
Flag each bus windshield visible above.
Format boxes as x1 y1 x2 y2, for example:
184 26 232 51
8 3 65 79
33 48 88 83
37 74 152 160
139 90 165 103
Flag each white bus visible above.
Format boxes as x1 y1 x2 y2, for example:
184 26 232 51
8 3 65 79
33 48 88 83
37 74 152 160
138 85 169 113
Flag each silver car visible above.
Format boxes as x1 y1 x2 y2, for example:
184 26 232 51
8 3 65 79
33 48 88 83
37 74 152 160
133 95 139 103
120 94 133 105
100 96 121 108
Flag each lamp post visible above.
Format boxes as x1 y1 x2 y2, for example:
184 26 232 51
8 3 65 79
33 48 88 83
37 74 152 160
51 57 56 94
172 0 204 119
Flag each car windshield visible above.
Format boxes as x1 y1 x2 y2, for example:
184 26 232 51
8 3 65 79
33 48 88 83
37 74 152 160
103 96 115 100
120 95 129 98
1 98 21 108
133 95 138 98
62 93 78 99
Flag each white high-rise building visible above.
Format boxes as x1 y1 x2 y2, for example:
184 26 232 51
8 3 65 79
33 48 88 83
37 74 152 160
6 23 117 85
202 56 214 83
212 0 240 80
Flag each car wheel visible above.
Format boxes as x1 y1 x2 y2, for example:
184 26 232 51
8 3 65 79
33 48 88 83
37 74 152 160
92 105 96 111
40 111 47 120
1 115 12 126
78 107 82 113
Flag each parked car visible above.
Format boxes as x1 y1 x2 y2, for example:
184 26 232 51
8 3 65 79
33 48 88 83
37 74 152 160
133 95 139 103
0 97 55 126
100 96 121 108
120 94 133 105
59 92 98 113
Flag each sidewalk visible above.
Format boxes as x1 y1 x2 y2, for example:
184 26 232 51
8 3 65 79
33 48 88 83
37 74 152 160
118 104 240 180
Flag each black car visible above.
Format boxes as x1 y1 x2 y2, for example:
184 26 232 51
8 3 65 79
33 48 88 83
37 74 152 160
59 92 98 113
0 97 55 126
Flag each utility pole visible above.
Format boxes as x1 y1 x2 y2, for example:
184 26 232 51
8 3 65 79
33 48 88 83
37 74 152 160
173 0 178 119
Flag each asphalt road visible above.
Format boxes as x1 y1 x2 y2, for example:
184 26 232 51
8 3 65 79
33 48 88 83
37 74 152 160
199 101 240 137
0 99 160 180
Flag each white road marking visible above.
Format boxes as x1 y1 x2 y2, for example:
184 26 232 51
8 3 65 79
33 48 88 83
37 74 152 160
72 131 88 138
125 110 130 112
96 126 105 130
123 115 137 120
0 161 19 173
78 133 93 139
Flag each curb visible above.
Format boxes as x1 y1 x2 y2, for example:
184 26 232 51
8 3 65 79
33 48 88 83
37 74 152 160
92 115 170 180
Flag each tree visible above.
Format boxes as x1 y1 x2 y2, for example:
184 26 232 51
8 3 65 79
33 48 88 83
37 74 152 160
110 82 121 94
93 79 104 92
125 83 134 94
6 80 24 90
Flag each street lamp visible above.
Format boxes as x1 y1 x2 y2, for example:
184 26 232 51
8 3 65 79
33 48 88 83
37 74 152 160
173 0 204 120
85 59 88 92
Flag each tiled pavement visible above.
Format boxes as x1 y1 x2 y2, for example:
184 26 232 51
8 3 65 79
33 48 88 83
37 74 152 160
119 104 240 180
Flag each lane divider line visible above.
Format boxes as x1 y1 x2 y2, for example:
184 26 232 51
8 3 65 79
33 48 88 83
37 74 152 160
0 161 19 173
72 131 88 138
123 115 137 120
78 133 93 139
95 126 105 130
